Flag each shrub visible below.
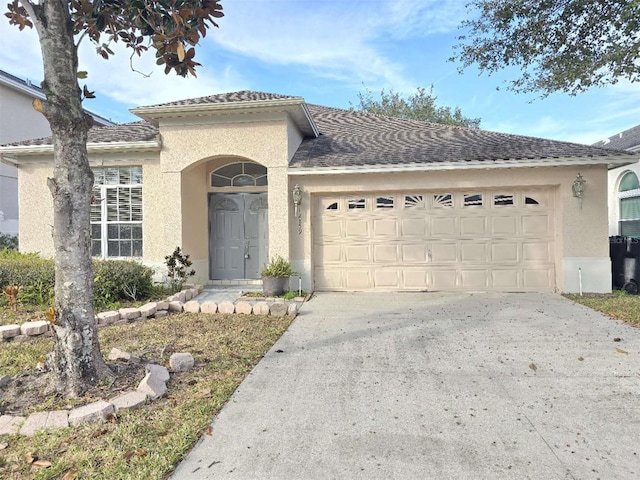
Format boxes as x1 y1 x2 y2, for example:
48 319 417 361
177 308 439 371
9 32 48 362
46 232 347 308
0 253 154 309
0 253 54 306
93 259 154 309
0 234 18 251
164 247 195 292
260 256 295 277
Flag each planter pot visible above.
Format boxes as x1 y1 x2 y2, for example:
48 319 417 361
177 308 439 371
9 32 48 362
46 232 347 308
262 276 289 297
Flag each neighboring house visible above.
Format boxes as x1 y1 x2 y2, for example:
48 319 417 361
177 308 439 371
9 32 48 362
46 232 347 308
0 69 111 236
0 91 634 293
593 126 640 237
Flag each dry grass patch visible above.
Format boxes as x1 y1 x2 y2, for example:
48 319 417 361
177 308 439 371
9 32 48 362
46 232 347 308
564 291 640 326
0 312 294 479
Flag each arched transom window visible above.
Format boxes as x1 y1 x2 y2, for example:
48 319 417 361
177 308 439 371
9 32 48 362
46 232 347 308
619 171 640 236
210 162 267 188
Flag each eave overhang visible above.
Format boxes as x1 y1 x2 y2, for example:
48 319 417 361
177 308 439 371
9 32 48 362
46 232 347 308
288 155 637 176
0 140 161 165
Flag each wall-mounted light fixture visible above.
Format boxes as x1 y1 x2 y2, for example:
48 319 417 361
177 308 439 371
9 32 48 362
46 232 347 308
292 184 302 216
292 184 303 234
572 173 586 209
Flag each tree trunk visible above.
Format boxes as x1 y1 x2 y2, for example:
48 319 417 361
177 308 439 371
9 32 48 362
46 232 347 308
25 0 113 396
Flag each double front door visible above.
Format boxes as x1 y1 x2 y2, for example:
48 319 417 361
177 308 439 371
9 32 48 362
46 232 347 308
209 193 268 279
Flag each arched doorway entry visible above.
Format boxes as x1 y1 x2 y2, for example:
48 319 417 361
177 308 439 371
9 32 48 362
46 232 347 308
208 162 268 280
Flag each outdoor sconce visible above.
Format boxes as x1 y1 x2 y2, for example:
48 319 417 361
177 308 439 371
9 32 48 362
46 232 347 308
292 184 303 234
572 173 586 209
292 184 302 216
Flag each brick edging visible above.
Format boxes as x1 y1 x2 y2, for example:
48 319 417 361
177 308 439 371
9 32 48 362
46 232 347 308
1 362 174 436
0 285 300 344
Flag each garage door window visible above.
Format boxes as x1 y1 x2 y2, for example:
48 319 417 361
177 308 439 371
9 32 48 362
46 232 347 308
433 194 453 208
404 195 425 208
619 172 640 236
494 194 514 206
376 197 394 209
463 193 483 207
348 198 366 209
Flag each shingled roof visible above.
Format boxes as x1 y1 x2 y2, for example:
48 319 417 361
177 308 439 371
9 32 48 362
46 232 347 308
3 91 633 168
592 124 640 152
289 105 632 168
5 121 158 147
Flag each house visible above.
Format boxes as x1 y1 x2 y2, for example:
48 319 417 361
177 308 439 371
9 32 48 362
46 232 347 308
0 69 112 236
592 126 640 237
0 91 634 293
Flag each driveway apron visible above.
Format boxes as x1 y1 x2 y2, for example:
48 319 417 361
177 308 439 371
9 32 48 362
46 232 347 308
171 292 640 479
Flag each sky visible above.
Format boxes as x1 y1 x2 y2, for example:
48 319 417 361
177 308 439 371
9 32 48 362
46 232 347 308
1 0 639 145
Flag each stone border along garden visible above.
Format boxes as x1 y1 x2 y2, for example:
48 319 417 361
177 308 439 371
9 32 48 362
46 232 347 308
0 352 191 437
0 285 303 437
0 285 303 343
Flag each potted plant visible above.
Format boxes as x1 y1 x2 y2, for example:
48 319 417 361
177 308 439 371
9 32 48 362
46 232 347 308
261 255 295 297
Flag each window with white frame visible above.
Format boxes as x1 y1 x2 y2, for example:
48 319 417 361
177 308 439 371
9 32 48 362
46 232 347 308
91 166 143 257
619 171 640 237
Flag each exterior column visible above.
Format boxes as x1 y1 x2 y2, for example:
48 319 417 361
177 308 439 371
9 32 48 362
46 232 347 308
267 165 290 260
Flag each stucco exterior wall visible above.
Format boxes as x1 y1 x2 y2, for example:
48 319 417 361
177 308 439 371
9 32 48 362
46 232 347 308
18 161 54 256
181 163 209 284
289 164 610 293
155 117 295 282
18 155 159 262
141 159 163 261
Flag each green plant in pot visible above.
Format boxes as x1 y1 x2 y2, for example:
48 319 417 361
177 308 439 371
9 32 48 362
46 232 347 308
261 255 296 297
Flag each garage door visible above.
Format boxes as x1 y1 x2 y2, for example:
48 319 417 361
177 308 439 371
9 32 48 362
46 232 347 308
313 189 556 291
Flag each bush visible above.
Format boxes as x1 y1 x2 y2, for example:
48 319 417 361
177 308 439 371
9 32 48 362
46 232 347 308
93 259 154 309
0 253 154 309
260 255 295 277
0 252 55 306
0 234 18 251
164 247 195 292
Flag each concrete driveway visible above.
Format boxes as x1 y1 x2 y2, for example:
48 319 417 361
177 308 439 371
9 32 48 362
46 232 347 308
171 293 640 479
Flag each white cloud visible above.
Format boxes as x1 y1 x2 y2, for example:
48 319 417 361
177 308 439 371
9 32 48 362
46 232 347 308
0 20 43 82
75 38 247 107
0 18 248 112
0 0 466 111
209 0 462 93
383 0 469 37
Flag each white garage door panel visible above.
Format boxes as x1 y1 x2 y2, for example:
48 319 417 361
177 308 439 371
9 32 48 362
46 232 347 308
313 189 556 291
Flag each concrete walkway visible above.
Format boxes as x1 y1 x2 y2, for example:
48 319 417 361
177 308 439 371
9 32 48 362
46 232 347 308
194 285 262 304
171 292 640 479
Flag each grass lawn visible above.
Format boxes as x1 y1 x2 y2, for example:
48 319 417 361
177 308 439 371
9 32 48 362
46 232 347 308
564 290 640 326
0 304 51 327
0 311 294 479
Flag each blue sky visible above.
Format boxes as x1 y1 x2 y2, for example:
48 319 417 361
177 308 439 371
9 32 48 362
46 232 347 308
1 0 639 145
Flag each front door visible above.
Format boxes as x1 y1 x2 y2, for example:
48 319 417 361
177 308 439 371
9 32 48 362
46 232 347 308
209 193 268 280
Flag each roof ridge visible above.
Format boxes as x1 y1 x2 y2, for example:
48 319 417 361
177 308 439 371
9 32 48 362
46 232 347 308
138 90 302 109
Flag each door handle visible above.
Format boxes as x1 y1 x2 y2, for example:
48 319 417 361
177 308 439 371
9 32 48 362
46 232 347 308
244 238 250 259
